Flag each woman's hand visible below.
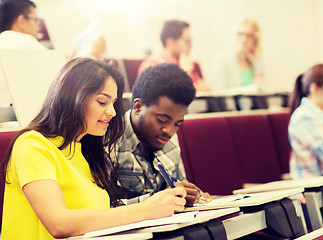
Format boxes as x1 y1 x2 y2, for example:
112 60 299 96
140 188 186 220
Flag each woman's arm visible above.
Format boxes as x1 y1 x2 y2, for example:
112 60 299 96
23 179 186 238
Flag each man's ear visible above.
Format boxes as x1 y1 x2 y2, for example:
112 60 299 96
133 98 143 115
165 37 175 48
12 15 26 31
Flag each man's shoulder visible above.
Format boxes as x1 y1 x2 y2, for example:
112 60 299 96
0 31 46 50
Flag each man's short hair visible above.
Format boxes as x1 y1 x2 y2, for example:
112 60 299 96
132 63 196 107
0 0 36 32
160 20 189 47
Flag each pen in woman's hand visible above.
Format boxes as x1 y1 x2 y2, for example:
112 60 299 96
157 163 176 188
171 177 178 182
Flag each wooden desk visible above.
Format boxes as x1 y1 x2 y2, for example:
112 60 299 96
233 176 323 230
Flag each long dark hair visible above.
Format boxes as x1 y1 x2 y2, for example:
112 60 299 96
289 64 323 114
2 58 125 206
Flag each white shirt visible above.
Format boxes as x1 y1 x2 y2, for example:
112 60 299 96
0 30 46 50
0 31 46 107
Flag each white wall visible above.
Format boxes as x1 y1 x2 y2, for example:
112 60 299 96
34 0 323 91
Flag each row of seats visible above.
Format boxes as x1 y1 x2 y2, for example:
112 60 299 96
177 110 291 195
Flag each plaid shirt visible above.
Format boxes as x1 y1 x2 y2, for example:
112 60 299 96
115 110 186 204
289 97 323 179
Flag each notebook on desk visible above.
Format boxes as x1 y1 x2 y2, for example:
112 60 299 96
233 176 323 195
0 49 66 128
183 188 304 212
82 211 198 239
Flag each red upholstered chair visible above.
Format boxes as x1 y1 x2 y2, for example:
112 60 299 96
122 59 143 91
0 131 18 231
178 117 244 195
103 58 120 69
267 112 291 175
176 127 194 183
226 115 282 184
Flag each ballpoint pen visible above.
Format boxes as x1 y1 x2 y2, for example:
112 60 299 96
171 176 178 183
157 162 176 188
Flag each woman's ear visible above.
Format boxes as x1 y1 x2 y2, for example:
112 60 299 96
309 82 320 95
132 98 143 115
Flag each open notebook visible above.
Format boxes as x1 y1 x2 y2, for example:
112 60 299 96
83 211 198 238
183 188 304 212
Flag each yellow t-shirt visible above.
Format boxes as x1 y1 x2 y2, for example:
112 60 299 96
2 131 110 240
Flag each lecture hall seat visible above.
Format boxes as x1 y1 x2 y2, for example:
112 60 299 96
226 114 282 184
0 131 18 231
176 127 194 183
122 59 143 91
178 117 244 195
267 112 291 175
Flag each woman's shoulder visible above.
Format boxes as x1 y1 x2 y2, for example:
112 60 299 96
14 130 57 149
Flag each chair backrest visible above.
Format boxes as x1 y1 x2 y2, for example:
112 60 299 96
176 126 194 183
122 59 143 91
267 112 291 174
0 49 66 128
226 114 282 183
178 117 244 195
0 131 18 231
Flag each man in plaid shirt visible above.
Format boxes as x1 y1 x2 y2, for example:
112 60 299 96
115 63 211 205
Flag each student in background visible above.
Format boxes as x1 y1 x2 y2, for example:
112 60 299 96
115 63 212 205
1 58 186 239
0 0 106 57
288 64 323 179
137 19 209 92
0 0 46 107
0 0 46 50
211 18 265 91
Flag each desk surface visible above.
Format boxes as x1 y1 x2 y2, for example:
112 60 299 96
233 176 323 194
132 207 240 234
184 188 304 211
68 232 152 240
68 207 240 239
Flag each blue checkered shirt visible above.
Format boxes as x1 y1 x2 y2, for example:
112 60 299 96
289 97 323 179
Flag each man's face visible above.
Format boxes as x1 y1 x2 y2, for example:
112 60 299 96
134 96 187 151
22 6 41 39
173 27 192 57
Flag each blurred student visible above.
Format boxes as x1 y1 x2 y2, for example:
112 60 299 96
211 19 265 91
289 64 323 179
1 58 186 239
0 0 45 50
0 0 46 107
115 63 212 206
137 19 209 92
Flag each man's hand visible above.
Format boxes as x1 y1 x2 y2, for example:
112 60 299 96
173 181 212 207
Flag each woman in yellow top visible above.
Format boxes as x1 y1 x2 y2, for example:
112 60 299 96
1 58 186 240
